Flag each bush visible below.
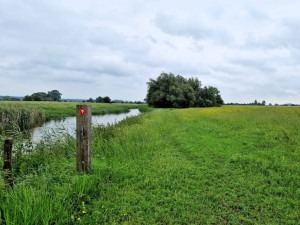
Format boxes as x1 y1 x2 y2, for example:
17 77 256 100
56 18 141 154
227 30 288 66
146 73 224 108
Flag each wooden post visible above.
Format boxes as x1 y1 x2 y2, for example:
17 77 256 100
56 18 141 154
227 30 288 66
76 105 92 173
3 138 13 188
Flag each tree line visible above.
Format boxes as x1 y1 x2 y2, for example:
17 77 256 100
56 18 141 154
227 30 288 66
86 96 111 103
23 90 62 101
146 73 224 108
23 91 115 103
226 100 267 106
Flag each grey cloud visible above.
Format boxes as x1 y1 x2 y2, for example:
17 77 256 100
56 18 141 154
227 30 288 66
0 1 83 45
88 26 157 70
89 27 152 54
280 19 300 49
162 40 176 49
191 41 204 52
229 58 276 73
147 36 157 44
244 17 300 50
46 73 96 84
33 57 134 78
245 5 269 21
154 12 233 45
88 27 126 50
154 13 213 40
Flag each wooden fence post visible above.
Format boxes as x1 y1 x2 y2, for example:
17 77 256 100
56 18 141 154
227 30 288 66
76 105 92 173
3 138 13 188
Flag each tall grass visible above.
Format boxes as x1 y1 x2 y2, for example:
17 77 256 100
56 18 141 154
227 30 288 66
0 104 45 135
0 106 299 224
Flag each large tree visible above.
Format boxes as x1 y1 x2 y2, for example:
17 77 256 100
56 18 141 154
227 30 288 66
95 96 103 103
103 96 111 103
47 90 62 101
146 73 224 108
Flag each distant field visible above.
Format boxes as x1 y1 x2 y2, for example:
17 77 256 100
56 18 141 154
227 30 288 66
0 106 299 224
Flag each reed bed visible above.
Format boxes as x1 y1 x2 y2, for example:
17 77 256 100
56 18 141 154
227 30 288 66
0 104 45 135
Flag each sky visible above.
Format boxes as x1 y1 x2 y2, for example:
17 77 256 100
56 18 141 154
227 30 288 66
1 0 300 104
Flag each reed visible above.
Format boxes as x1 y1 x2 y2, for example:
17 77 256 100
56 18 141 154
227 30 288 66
0 104 45 135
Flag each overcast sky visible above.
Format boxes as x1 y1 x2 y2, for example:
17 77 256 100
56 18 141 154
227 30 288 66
1 0 300 104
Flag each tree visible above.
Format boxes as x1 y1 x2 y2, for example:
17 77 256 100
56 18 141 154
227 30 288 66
31 92 47 101
103 96 111 103
199 86 224 107
87 98 94 102
23 95 32 101
95 96 103 103
146 72 224 108
47 90 62 101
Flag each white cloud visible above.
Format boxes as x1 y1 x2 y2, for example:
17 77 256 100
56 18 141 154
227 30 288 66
0 0 300 103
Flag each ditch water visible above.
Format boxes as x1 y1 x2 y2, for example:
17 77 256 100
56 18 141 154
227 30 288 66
30 109 141 143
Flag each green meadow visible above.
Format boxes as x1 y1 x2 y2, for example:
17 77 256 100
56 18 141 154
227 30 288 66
0 105 299 224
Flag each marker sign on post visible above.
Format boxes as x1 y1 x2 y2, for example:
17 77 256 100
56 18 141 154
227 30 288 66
76 105 92 173
79 108 86 115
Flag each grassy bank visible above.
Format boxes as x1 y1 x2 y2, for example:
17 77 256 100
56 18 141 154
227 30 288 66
0 101 150 121
0 106 299 224
0 101 150 136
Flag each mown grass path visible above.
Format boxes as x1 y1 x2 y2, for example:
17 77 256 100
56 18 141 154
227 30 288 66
88 106 300 224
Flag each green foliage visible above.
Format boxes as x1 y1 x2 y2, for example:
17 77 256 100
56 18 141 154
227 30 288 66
0 104 45 135
47 90 62 101
103 96 111 103
146 72 224 108
200 85 224 107
24 89 62 101
86 97 94 102
23 95 32 101
95 96 103 103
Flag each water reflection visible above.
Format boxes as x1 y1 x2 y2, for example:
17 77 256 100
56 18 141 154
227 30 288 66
31 109 140 143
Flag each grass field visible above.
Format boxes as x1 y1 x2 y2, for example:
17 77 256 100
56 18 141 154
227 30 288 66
0 106 299 224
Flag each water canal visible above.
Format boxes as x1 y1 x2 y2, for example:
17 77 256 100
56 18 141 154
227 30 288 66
31 109 141 143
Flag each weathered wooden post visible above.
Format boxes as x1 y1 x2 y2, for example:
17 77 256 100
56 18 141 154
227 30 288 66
3 138 13 188
76 105 92 173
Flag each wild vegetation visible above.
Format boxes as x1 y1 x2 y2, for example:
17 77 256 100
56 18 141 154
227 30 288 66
0 106 299 224
146 72 224 108
0 104 45 136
